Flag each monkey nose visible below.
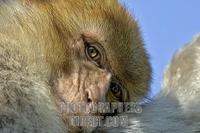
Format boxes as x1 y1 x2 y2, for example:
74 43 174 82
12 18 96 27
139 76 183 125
86 89 106 103
85 89 100 103
85 73 111 103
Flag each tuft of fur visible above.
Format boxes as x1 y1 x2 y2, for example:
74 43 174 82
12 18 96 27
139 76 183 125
0 35 66 132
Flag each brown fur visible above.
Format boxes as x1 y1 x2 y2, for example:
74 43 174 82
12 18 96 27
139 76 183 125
0 0 151 132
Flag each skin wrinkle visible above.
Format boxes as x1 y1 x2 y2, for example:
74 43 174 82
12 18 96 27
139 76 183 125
83 67 89 102
78 65 87 102
77 65 81 93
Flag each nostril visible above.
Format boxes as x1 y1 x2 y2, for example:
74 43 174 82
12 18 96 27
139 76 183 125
86 91 92 103
87 98 92 103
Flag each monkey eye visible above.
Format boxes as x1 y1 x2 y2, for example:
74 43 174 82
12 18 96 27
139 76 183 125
85 44 103 66
110 82 122 98
87 46 100 61
82 35 106 67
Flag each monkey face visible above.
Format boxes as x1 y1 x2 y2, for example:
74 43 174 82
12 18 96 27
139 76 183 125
49 0 151 106
54 33 126 114
52 30 150 132
53 33 123 132
48 0 152 132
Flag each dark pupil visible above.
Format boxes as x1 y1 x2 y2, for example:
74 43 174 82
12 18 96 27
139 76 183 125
88 46 98 58
110 82 120 94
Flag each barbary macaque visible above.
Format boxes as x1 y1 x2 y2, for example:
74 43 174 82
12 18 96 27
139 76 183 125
0 0 151 133
1 0 199 133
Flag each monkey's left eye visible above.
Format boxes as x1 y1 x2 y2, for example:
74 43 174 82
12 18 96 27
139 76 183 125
110 82 122 98
85 45 102 66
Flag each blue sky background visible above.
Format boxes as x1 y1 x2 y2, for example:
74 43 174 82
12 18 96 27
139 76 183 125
119 0 200 97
